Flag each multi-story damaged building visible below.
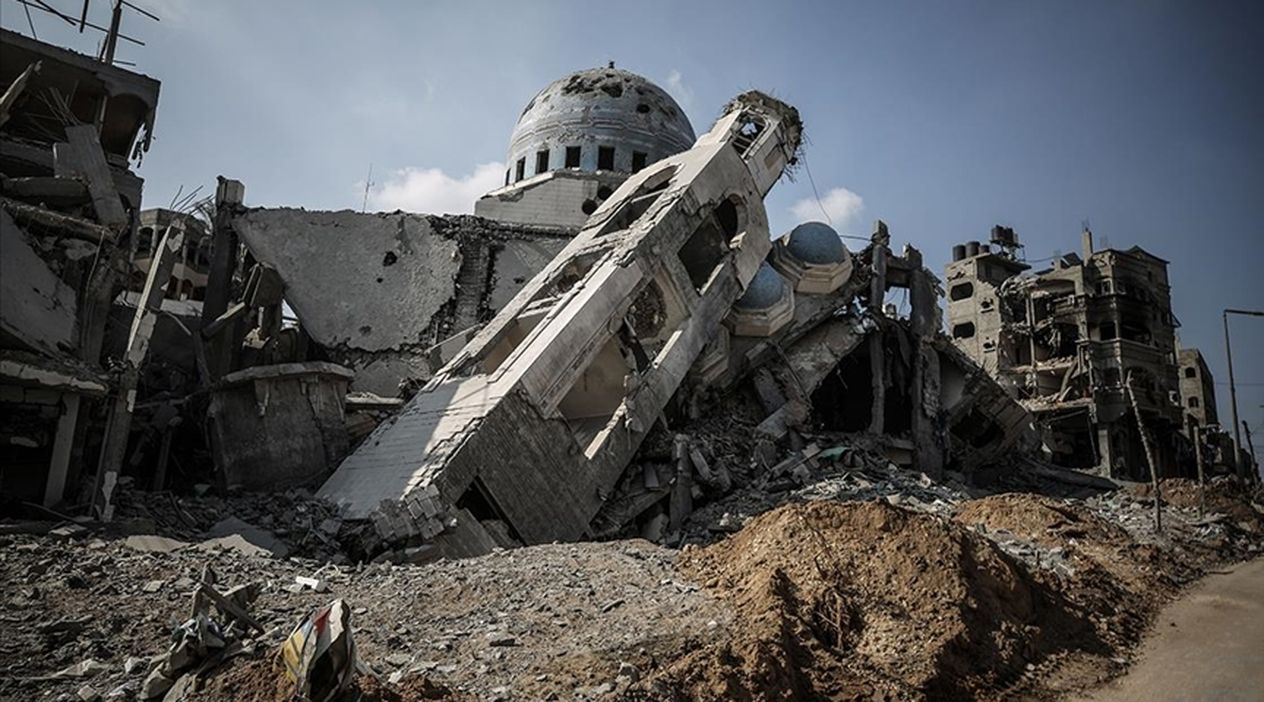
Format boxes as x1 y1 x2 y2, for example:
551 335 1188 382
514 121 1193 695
1177 348 1217 431
1176 347 1240 476
131 208 211 301
945 226 1189 480
1 28 159 507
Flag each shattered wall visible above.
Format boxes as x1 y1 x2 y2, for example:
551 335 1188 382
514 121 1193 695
0 210 80 355
231 209 569 396
208 362 353 491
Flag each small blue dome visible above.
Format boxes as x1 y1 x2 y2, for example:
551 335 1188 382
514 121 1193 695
786 221 847 264
736 262 789 310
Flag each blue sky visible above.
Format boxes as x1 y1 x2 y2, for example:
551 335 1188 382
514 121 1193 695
6 0 1263 454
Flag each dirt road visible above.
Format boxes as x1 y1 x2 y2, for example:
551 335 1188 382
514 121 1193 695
1083 556 1264 702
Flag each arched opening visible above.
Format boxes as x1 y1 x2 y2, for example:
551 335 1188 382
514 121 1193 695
677 195 746 293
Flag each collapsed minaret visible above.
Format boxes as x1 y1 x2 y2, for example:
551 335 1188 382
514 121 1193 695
319 92 803 557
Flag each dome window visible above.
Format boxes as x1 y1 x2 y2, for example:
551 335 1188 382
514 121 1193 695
565 146 581 168
515 158 526 182
598 146 615 170
631 151 648 173
535 149 550 175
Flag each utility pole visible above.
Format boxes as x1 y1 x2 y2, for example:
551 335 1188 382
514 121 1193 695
1244 420 1259 479
1190 415 1206 519
1223 308 1264 481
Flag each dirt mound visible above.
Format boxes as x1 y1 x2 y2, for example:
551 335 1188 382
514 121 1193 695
954 493 1128 548
636 501 1105 701
953 492 1189 665
1132 478 1264 532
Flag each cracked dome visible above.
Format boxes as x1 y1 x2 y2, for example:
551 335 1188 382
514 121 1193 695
506 66 695 181
786 221 848 264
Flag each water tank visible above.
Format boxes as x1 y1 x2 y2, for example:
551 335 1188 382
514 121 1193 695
952 244 966 262
965 241 980 257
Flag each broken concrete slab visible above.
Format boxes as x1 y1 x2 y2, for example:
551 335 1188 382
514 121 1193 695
201 516 290 558
122 535 189 553
230 210 570 395
0 209 79 356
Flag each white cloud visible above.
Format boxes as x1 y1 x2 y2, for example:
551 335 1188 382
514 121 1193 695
790 187 865 230
133 0 193 26
665 69 696 114
364 162 505 214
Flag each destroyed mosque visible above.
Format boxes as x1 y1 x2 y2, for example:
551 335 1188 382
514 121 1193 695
1 33 1256 562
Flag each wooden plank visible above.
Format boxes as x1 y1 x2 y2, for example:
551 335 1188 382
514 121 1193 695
53 125 127 228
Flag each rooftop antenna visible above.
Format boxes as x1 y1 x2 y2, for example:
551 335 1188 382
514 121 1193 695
361 163 374 213
12 0 158 65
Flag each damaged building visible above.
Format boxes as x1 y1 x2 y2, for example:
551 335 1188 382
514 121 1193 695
284 78 1036 559
944 226 1194 481
0 27 158 508
0 54 1039 551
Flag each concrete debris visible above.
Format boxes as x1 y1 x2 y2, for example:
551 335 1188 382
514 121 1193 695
123 535 190 554
292 575 328 593
231 209 570 396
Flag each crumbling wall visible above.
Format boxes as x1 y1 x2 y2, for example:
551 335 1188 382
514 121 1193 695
231 209 569 396
0 210 79 355
233 209 461 349
208 362 353 491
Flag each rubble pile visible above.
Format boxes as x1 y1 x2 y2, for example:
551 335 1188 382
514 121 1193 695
110 485 346 561
4 478 1259 701
1128 477 1264 534
678 432 976 544
0 526 728 701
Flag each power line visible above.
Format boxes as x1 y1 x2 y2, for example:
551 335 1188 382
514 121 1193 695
801 152 832 227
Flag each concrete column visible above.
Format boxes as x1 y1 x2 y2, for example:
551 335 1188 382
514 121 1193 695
44 393 81 507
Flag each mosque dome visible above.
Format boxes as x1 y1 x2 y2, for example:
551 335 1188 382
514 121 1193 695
736 261 791 311
505 66 695 183
785 221 848 265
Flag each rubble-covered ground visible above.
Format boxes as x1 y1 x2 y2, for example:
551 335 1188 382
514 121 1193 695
2 469 1260 702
